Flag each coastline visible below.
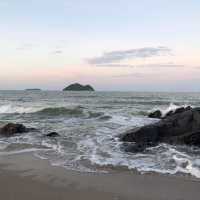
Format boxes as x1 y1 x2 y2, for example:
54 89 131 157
0 153 200 200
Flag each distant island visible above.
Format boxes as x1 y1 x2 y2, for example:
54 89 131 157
63 83 95 91
25 88 41 91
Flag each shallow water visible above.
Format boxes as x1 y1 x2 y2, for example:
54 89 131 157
0 91 200 177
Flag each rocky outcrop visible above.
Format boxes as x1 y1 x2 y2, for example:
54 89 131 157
121 107 200 152
63 83 94 91
0 123 34 137
45 132 60 137
164 106 191 118
148 110 162 119
148 106 192 119
0 123 61 138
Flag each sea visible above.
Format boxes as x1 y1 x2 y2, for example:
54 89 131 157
0 90 200 178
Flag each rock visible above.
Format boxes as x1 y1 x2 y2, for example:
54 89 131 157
164 106 192 118
181 131 200 146
148 106 192 119
0 123 30 137
45 132 60 137
148 110 162 119
121 107 200 152
164 110 174 118
63 83 94 91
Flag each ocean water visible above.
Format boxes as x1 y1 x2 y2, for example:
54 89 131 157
0 90 200 178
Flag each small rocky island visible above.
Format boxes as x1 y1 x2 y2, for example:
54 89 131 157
25 88 41 91
63 83 94 91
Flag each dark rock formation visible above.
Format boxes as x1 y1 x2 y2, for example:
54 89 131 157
148 110 162 119
63 83 94 91
148 106 192 119
0 123 31 137
121 107 200 152
45 132 60 137
164 106 192 118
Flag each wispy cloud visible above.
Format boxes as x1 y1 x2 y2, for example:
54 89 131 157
50 40 67 54
95 64 134 67
112 73 146 78
16 43 34 51
87 47 172 65
51 50 63 54
95 63 184 68
194 66 200 69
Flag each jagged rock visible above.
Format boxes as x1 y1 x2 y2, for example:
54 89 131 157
0 123 32 137
148 110 162 119
148 106 192 119
45 132 60 137
121 107 200 152
164 106 192 118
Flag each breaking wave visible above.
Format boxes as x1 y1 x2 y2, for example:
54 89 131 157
0 104 110 119
0 104 37 114
1 91 200 178
150 103 192 117
34 107 84 116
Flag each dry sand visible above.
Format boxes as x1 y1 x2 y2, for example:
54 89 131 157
0 153 200 200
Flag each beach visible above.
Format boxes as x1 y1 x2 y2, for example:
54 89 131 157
1 0 200 198
1 91 200 199
0 153 200 200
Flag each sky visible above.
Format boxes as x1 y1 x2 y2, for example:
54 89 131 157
0 0 200 91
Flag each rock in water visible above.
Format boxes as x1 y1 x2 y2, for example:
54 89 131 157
148 110 162 119
63 83 94 91
121 107 200 152
45 132 60 137
148 106 192 119
164 106 192 118
0 123 29 137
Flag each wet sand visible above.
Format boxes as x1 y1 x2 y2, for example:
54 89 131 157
0 153 200 200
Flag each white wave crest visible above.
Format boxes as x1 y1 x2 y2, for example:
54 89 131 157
0 104 38 114
152 103 191 117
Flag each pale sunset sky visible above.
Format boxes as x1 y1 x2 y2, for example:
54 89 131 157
0 0 200 91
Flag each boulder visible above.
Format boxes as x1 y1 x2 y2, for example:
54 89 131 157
0 123 30 137
148 110 162 119
164 106 192 118
45 132 60 137
121 107 200 152
148 106 192 119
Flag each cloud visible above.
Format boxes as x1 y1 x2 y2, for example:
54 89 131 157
194 66 200 69
50 41 67 54
95 63 184 68
51 50 63 54
112 73 146 78
138 63 184 68
16 43 34 51
95 64 134 67
87 46 172 65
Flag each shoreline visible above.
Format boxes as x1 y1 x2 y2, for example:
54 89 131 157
0 153 200 200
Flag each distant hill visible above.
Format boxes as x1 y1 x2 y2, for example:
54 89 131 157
25 88 41 91
63 83 95 91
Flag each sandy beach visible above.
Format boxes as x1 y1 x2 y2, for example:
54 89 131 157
1 0 200 198
0 153 199 200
